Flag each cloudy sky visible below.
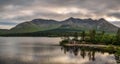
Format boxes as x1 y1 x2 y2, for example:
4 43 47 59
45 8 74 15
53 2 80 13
0 0 120 29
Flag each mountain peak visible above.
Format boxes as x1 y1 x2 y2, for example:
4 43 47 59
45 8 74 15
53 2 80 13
69 17 75 19
83 18 93 21
98 18 106 21
32 19 46 22
66 17 76 20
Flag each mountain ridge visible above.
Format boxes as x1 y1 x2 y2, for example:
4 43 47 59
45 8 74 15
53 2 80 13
0 17 119 35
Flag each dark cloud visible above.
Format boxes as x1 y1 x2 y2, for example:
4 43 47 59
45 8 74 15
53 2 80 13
0 0 120 29
108 12 120 19
0 21 17 25
0 0 33 6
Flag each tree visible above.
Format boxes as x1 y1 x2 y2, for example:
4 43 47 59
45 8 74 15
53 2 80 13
99 31 105 43
89 29 96 43
116 28 120 45
73 32 79 41
63 32 70 40
81 31 85 41
101 31 105 36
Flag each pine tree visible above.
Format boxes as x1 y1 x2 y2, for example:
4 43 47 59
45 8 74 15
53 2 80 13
74 32 79 41
116 28 120 44
81 31 85 41
101 31 105 36
89 29 96 43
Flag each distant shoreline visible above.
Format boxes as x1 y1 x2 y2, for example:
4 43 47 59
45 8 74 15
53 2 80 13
64 44 108 47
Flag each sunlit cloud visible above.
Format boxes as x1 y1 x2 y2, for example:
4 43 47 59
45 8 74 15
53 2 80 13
0 25 14 29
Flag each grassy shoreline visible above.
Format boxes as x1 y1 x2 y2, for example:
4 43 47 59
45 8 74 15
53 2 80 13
61 43 120 56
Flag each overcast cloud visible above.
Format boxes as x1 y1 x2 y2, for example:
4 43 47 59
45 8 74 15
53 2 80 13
0 0 120 29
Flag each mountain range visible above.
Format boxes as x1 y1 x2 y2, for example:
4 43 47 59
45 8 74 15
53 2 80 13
0 17 119 36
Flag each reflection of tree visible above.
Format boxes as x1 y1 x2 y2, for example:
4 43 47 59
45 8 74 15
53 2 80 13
88 51 95 61
61 46 96 61
88 51 92 60
61 46 116 61
92 51 95 61
73 47 79 56
115 55 120 63
80 49 86 59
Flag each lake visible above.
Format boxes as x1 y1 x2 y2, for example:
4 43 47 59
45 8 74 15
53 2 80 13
0 37 119 64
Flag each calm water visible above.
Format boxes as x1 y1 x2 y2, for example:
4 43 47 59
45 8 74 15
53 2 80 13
0 37 118 64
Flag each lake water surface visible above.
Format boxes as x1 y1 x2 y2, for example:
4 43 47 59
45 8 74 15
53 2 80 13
0 37 118 64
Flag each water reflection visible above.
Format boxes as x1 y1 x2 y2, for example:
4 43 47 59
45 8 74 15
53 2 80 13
61 46 111 61
61 46 120 64
0 37 119 64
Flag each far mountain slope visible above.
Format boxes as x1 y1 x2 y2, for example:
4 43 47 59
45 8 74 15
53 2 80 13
1 17 119 34
11 19 61 33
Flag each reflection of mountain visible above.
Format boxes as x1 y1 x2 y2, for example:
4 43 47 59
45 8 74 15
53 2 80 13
61 46 117 61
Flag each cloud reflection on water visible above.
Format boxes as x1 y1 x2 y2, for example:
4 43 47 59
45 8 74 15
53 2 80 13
0 37 117 64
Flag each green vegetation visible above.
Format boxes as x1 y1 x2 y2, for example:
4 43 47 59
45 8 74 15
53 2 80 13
59 28 120 46
83 29 120 46
115 28 120 45
0 28 82 36
81 31 85 41
60 39 69 46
